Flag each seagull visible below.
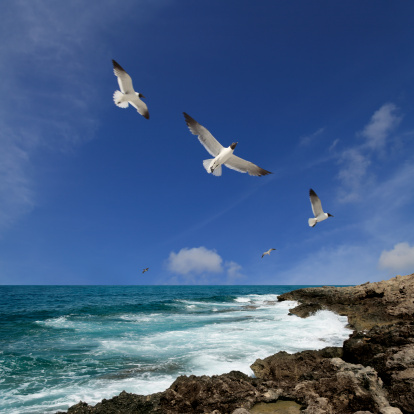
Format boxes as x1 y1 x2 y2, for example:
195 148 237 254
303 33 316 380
112 59 149 119
142 268 149 274
183 113 272 177
308 189 333 227
261 248 276 258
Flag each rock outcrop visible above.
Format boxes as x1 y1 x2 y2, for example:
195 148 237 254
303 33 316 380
277 274 414 331
59 274 414 414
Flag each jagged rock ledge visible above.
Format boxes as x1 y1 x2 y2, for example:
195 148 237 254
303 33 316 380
58 274 414 414
277 274 414 331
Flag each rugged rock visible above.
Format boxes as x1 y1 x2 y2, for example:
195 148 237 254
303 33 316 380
343 322 414 413
60 371 271 414
158 371 260 413
63 391 162 414
278 274 414 331
251 347 343 387
250 348 402 414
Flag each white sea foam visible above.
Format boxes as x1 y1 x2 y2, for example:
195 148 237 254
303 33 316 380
118 313 161 323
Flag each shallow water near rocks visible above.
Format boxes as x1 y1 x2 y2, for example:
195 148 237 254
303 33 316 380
250 400 302 413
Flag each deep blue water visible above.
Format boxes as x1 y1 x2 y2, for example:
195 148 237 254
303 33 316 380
0 285 351 413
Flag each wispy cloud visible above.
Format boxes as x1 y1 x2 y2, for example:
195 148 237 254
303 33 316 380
277 243 386 285
337 148 372 202
299 127 325 147
379 242 414 274
0 3 101 233
225 261 245 282
360 103 402 150
0 1 150 234
166 246 245 284
0 131 35 231
336 103 402 202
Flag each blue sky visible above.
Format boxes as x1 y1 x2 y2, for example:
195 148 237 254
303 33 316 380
1 1 414 285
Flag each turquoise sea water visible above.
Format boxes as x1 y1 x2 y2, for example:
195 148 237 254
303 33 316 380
0 285 351 413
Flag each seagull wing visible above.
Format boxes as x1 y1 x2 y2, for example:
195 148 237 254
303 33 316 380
225 155 272 177
130 95 150 119
112 60 134 94
183 113 223 157
309 189 323 217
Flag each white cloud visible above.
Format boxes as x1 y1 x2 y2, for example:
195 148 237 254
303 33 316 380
361 103 402 150
379 242 414 273
166 247 245 284
337 148 371 202
167 247 223 275
225 261 245 282
336 103 402 203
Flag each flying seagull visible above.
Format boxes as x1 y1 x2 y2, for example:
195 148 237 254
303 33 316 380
112 59 149 119
142 268 149 274
261 248 276 258
183 112 272 177
308 188 333 227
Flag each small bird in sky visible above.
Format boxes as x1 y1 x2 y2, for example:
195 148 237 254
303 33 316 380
261 248 276 258
308 188 333 227
142 268 149 274
112 59 149 119
183 113 272 177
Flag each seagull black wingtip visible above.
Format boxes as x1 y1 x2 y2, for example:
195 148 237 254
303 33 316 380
259 169 272 177
112 59 125 71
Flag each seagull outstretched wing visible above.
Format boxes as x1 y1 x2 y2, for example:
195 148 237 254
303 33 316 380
183 113 223 157
112 60 134 94
225 155 272 177
130 95 149 119
309 189 323 217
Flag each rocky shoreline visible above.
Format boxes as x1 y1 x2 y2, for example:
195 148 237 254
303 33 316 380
59 274 414 414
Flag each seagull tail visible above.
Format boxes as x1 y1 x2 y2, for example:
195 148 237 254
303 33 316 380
308 218 317 227
212 165 222 177
203 159 222 176
113 90 129 108
203 159 213 173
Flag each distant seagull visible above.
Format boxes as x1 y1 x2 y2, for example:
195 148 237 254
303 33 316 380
112 59 149 119
142 268 149 274
261 248 276 258
183 113 272 177
308 188 333 227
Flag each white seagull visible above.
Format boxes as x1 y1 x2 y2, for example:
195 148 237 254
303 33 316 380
261 248 276 258
183 113 272 177
308 188 333 227
112 59 149 119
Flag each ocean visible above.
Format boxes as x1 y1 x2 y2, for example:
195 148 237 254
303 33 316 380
0 285 351 414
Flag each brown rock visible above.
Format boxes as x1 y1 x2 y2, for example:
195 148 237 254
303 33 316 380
278 274 414 331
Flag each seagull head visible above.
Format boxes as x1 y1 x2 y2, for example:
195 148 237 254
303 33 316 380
328 213 334 217
136 92 146 99
230 142 238 150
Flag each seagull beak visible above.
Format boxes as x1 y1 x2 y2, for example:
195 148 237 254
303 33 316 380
139 93 146 99
328 213 334 217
